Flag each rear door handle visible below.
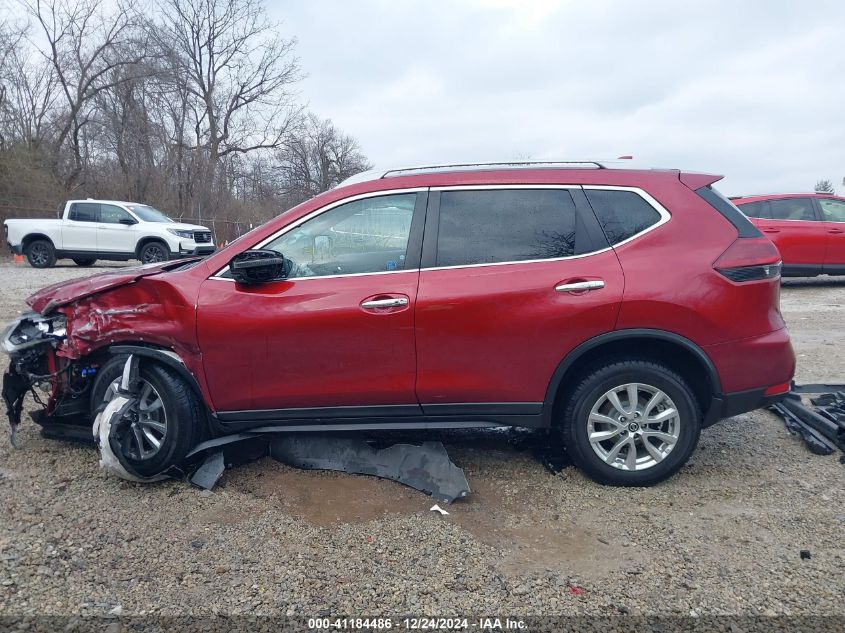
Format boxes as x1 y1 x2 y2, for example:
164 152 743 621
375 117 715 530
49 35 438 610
829 228 844 234
361 297 408 309
555 280 605 293
762 228 780 233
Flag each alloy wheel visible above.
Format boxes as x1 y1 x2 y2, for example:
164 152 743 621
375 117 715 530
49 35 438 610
29 244 49 266
105 378 168 460
587 382 681 471
142 245 167 263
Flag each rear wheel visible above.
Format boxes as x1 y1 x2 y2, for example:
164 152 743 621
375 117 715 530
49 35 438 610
25 239 56 268
561 360 701 486
138 241 170 264
72 258 97 267
91 356 205 477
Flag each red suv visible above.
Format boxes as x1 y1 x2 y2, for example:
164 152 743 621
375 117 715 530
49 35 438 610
2 162 795 486
732 193 845 277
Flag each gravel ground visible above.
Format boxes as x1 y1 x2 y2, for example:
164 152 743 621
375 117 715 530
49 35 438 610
0 260 843 619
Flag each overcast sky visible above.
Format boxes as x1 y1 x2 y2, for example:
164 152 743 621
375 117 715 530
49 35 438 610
273 0 844 196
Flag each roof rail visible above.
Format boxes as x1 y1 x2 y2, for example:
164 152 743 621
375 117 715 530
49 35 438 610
381 160 606 178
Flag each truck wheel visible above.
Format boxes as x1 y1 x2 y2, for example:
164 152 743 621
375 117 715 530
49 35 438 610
139 241 170 264
561 360 701 486
72 258 97 267
25 239 57 268
91 356 205 477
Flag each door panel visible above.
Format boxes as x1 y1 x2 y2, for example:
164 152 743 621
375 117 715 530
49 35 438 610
757 198 827 267
62 202 100 251
97 204 137 253
817 198 845 267
196 190 427 414
415 253 624 403
414 187 624 405
197 273 420 412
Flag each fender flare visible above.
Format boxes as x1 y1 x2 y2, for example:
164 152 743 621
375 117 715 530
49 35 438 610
541 328 722 426
108 345 208 409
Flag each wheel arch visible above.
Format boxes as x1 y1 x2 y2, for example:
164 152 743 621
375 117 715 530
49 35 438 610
22 233 55 250
543 329 722 427
135 236 171 258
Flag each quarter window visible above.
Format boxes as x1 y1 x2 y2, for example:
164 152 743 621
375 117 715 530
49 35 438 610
69 203 99 222
585 189 663 245
435 189 578 267
262 193 417 278
769 198 816 221
819 198 845 222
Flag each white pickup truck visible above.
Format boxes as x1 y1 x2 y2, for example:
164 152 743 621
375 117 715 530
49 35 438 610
4 200 215 268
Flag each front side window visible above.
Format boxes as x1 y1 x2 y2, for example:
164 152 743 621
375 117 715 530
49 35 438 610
262 193 416 278
819 198 845 222
585 189 663 245
69 203 99 222
127 205 173 223
769 198 816 221
99 204 134 224
435 189 577 267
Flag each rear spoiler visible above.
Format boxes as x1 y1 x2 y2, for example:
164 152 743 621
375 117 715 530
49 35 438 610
679 172 723 190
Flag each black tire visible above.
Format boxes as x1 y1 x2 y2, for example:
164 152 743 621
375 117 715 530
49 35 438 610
561 360 701 486
72 258 97 267
138 241 170 264
91 356 205 477
25 239 56 268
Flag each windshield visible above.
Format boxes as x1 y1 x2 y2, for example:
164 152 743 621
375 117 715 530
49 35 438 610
126 205 173 223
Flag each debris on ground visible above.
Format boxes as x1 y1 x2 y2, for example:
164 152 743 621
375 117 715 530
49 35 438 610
770 384 845 456
430 504 450 515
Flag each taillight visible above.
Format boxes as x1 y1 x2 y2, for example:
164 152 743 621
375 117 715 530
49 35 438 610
713 237 782 282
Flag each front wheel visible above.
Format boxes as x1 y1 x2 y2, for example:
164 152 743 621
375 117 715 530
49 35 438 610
138 241 170 264
561 360 701 486
91 356 205 477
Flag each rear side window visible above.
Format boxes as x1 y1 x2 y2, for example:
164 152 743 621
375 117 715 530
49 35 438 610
69 203 99 222
769 198 816 221
435 189 577 266
819 198 845 222
584 189 662 245
737 201 766 218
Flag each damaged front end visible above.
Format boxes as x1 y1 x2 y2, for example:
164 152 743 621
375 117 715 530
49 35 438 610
1 312 75 445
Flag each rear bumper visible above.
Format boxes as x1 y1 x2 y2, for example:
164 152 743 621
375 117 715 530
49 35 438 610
702 327 795 427
703 387 789 427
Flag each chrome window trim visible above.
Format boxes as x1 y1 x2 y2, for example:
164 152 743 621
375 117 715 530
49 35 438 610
208 184 671 280
209 187 427 280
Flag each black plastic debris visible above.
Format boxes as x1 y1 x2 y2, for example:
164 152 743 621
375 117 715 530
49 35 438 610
770 385 845 456
269 436 471 503
184 433 471 503
800 549 811 560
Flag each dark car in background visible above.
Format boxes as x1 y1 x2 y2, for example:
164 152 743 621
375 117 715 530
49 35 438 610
732 193 845 277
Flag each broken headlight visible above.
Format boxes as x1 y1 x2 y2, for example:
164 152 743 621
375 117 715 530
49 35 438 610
1 312 67 355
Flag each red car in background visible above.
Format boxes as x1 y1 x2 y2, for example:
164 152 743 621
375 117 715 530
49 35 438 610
732 193 845 277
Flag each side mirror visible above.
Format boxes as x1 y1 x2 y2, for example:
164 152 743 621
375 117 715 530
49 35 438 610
230 249 288 285
119 217 137 226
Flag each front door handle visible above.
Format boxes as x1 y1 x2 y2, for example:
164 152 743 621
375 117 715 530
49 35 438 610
555 280 605 293
361 297 409 309
829 228 844 234
762 228 780 233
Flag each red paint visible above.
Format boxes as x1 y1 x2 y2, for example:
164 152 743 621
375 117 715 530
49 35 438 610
24 166 795 422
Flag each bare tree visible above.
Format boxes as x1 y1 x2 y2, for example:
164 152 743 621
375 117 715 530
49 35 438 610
20 0 149 188
151 0 301 214
276 113 372 203
814 179 835 194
